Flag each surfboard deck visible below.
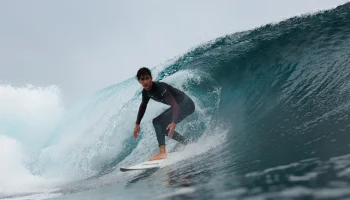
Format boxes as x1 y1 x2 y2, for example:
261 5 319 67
120 145 186 172
120 159 164 172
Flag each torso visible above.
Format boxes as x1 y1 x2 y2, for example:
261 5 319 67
142 82 188 105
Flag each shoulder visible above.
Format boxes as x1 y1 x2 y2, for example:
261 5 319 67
156 81 171 89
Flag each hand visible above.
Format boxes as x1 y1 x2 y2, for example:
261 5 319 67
166 122 176 138
134 124 140 139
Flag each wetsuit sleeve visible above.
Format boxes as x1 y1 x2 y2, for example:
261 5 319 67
164 93 180 124
135 91 150 124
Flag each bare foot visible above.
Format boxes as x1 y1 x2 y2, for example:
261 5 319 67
148 152 167 161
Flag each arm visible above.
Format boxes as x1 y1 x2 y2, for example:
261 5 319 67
164 94 180 123
135 102 147 124
159 82 180 123
135 91 150 124
134 92 149 139
164 94 179 138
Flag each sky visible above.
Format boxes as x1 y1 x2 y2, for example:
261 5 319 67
0 0 349 107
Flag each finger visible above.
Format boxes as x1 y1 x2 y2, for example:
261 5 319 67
168 131 172 137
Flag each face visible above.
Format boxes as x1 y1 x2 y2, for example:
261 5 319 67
138 75 152 91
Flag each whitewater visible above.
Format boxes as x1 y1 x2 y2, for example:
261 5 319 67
2 2 350 199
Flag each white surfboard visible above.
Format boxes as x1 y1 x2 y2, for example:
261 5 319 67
120 146 186 172
120 159 164 172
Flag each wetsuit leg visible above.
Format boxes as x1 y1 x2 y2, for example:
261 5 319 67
152 108 171 146
152 99 195 146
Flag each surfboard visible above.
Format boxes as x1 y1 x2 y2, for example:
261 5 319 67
120 159 164 172
120 145 186 172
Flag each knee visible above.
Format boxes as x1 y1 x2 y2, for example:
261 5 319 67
189 101 195 114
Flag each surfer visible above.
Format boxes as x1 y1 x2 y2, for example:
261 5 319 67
133 67 195 161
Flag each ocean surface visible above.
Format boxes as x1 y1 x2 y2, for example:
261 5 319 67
1 3 350 200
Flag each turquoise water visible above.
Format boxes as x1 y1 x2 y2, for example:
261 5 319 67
2 3 350 200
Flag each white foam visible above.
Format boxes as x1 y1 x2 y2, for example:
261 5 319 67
314 188 350 199
216 188 248 198
0 135 60 196
154 187 196 200
0 84 65 151
0 84 65 196
161 127 227 168
288 172 318 181
1 189 62 200
36 79 142 181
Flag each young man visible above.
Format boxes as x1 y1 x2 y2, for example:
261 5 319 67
133 67 195 161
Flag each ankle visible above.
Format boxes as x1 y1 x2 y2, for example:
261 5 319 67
159 145 166 153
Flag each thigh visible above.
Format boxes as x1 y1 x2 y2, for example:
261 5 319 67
176 107 193 123
154 99 195 124
177 99 195 122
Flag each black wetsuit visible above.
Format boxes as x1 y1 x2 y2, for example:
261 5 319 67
135 81 195 146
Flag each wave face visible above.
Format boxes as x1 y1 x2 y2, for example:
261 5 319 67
2 3 350 199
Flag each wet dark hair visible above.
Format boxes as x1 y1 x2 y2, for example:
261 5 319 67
136 67 152 80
